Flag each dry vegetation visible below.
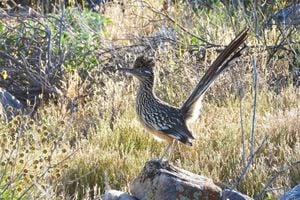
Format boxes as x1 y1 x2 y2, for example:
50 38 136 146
0 0 299 199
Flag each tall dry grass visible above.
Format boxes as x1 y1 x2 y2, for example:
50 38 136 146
0 1 299 199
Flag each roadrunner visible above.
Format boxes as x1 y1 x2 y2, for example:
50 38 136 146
117 29 248 160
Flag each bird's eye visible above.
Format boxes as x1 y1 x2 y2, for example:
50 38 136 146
143 69 151 74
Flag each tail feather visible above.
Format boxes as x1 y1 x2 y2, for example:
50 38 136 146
181 28 248 122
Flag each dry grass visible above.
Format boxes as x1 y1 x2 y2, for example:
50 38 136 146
0 1 299 199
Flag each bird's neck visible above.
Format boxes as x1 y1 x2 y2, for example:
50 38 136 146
136 78 156 103
138 78 154 94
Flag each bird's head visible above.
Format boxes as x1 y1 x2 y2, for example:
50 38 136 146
117 55 155 82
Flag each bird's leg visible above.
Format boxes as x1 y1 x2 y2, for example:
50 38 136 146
166 140 177 161
158 143 172 162
158 140 175 162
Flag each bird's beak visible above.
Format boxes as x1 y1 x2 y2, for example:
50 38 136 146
116 67 134 73
116 67 139 76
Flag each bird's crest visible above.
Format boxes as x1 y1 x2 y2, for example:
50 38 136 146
133 55 155 69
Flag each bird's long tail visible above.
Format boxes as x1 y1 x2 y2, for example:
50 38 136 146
180 28 248 122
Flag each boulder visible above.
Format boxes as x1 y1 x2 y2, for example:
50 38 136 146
222 189 253 200
264 4 300 28
280 184 300 200
101 190 138 200
0 88 25 121
130 159 222 200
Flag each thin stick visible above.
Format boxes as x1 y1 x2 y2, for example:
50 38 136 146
228 136 268 193
250 57 257 155
227 57 265 196
239 80 246 165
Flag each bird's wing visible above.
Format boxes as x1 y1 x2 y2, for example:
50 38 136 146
159 125 194 146
140 102 194 145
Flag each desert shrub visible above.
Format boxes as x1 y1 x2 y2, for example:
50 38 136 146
0 7 110 199
0 7 110 107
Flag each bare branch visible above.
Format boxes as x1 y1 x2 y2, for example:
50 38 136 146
228 136 268 192
142 0 219 47
254 161 300 200
250 57 258 155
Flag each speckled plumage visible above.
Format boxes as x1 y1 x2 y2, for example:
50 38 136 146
135 74 194 145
